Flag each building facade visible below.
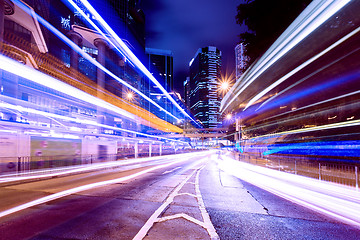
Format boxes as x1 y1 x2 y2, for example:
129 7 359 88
0 0 180 135
235 42 249 81
145 48 173 92
189 46 221 128
145 47 174 122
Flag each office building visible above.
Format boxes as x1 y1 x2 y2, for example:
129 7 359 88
146 48 174 92
189 46 221 128
145 48 174 122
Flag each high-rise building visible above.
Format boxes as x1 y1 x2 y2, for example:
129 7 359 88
145 48 174 92
145 48 174 122
184 76 190 109
106 0 146 51
189 46 221 128
235 43 249 80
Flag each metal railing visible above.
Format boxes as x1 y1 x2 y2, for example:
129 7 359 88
231 151 360 190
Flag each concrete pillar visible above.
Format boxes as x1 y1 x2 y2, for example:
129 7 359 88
94 38 107 86
94 38 108 129
67 30 82 73
134 142 138 159
149 143 152 157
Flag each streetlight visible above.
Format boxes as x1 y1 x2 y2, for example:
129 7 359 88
218 80 231 96
127 92 133 100
220 81 230 92
218 71 234 97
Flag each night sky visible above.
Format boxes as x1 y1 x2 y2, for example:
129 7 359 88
142 0 246 94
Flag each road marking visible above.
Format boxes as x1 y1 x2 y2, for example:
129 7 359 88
156 213 206 228
133 162 219 240
186 182 196 185
162 167 182 175
177 192 197 198
0 157 198 219
195 167 219 239
133 169 196 240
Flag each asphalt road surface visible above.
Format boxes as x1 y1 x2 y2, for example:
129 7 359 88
0 151 359 239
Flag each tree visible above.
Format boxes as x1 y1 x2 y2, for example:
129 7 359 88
236 0 311 66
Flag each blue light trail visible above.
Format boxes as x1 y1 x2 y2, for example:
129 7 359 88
11 0 200 127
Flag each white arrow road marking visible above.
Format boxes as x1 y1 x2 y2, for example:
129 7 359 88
133 161 219 240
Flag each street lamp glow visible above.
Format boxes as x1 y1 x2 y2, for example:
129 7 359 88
218 71 235 96
220 81 230 91
127 92 133 100
226 114 232 120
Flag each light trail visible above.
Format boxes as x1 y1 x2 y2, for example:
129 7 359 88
221 0 352 113
262 140 360 157
0 151 210 218
0 54 135 119
0 100 187 143
11 0 182 123
249 119 360 140
66 0 200 127
0 55 185 142
245 25 360 111
255 46 360 112
0 151 208 184
218 156 360 228
254 90 360 127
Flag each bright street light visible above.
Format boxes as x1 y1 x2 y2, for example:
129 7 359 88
220 81 230 91
127 92 133 100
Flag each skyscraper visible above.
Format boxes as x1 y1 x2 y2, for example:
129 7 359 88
145 48 174 122
189 46 221 128
145 48 174 92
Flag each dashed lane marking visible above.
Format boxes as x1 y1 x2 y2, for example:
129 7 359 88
162 167 182 175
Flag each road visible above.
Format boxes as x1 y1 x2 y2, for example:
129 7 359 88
0 151 360 239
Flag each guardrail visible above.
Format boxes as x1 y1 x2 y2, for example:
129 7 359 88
231 151 360 190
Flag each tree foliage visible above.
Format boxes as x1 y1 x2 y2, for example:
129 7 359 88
236 0 312 65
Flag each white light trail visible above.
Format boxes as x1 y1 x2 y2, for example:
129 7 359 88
221 0 352 113
0 54 187 142
218 156 360 227
0 97 187 143
0 151 209 218
256 46 360 111
0 54 135 120
0 151 207 184
245 25 360 110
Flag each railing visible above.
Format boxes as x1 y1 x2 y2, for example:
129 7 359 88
231 151 360 190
